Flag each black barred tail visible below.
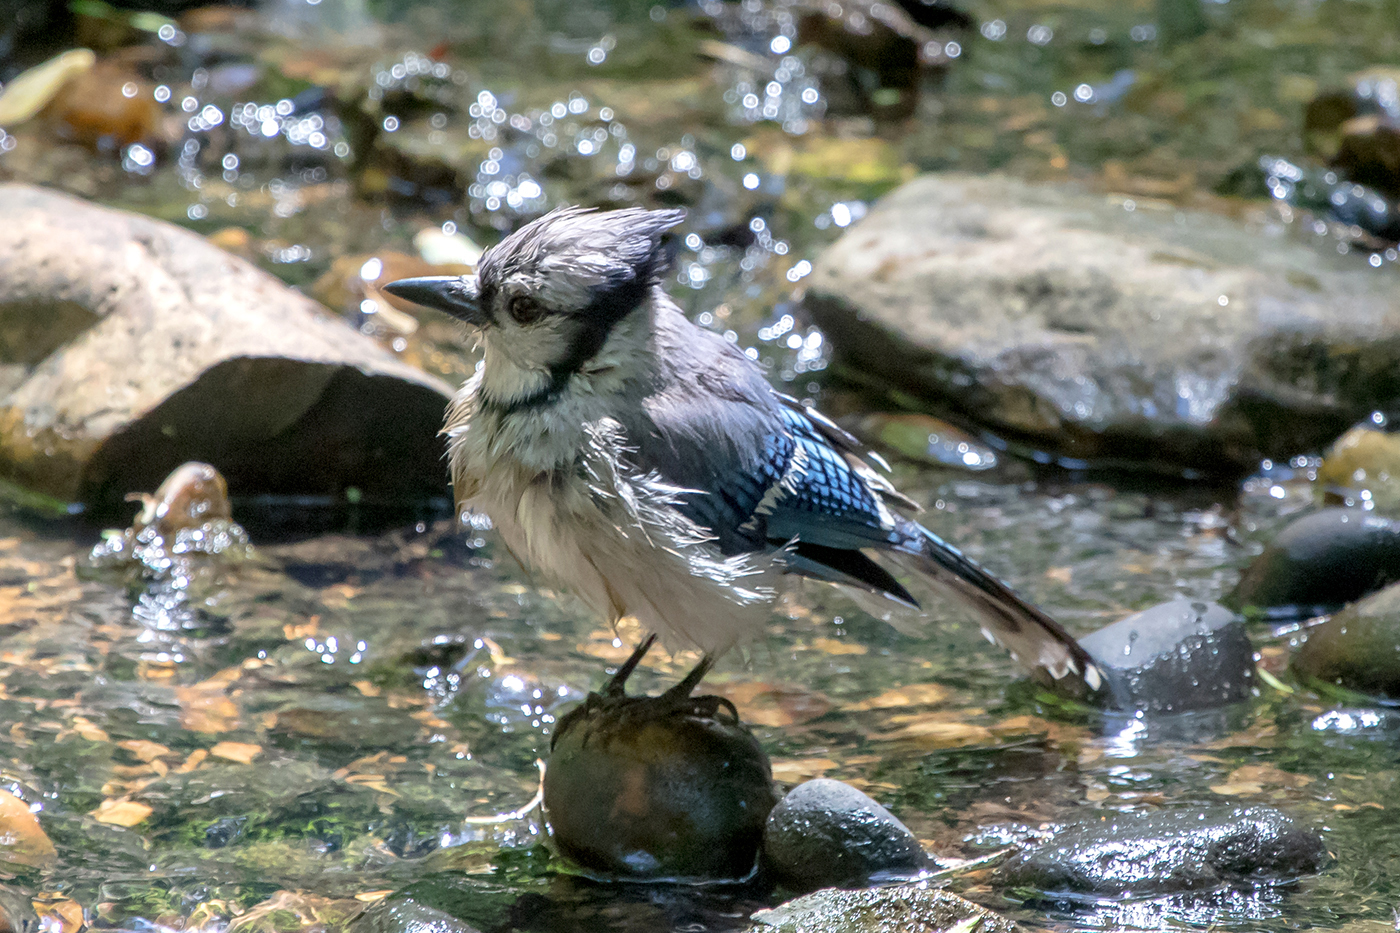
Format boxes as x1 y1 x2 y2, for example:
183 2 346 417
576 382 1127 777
912 525 1114 703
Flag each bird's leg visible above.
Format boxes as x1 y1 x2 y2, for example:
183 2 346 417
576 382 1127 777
658 653 739 723
660 652 715 702
603 632 657 698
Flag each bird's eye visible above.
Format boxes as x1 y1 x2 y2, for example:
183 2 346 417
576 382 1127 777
508 295 544 325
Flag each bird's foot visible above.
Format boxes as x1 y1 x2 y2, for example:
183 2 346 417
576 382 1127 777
552 641 736 749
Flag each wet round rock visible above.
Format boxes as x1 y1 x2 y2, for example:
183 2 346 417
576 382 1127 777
128 461 232 537
1073 597 1254 713
1292 581 1400 699
544 689 777 881
1315 424 1400 511
762 778 927 892
999 805 1326 897
1228 508 1400 616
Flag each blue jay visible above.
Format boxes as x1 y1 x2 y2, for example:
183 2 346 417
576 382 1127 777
384 207 1107 702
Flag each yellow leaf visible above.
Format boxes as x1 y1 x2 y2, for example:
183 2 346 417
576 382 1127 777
810 637 867 656
33 896 84 933
355 891 394 903
90 799 153 827
1210 782 1264 796
117 740 172 763
70 716 109 743
770 758 837 783
0 790 55 868
711 682 833 727
851 683 950 710
880 717 993 747
176 683 240 734
209 742 262 765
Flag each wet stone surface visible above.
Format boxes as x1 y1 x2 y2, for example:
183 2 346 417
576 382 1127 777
747 883 1024 933
762 778 927 893
999 806 1328 898
803 173 1400 476
1228 508 1400 618
1292 581 1400 700
544 688 777 881
1074 597 1254 713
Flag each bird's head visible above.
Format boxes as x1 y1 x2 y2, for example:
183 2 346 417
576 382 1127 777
384 206 684 380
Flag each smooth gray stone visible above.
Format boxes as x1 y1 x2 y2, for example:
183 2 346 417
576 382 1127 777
763 778 927 892
1000 805 1327 896
1078 597 1255 712
803 172 1400 476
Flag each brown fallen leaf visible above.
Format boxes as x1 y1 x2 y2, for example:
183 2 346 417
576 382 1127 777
90 799 153 827
32 896 83 933
851 683 950 710
176 681 240 734
68 716 109 744
1224 763 1313 789
811 636 867 656
209 741 262 765
228 891 363 933
711 682 833 727
770 757 838 783
879 715 994 748
1210 782 1264 796
118 739 173 763
0 790 55 869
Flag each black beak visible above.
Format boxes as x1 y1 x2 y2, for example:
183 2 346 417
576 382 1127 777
382 275 485 326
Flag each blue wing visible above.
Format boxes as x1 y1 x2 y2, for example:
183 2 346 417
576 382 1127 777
621 314 1108 695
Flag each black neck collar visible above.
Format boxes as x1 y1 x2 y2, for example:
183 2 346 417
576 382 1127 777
478 368 573 416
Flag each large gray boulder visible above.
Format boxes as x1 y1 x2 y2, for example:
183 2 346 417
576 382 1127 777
0 184 454 519
803 174 1400 475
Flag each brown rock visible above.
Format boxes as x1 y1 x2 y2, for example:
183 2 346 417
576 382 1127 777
45 60 161 150
0 183 453 519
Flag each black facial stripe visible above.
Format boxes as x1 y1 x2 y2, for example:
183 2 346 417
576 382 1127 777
477 281 499 325
550 271 651 378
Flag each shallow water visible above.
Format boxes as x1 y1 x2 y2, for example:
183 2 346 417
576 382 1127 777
3 0 1400 930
